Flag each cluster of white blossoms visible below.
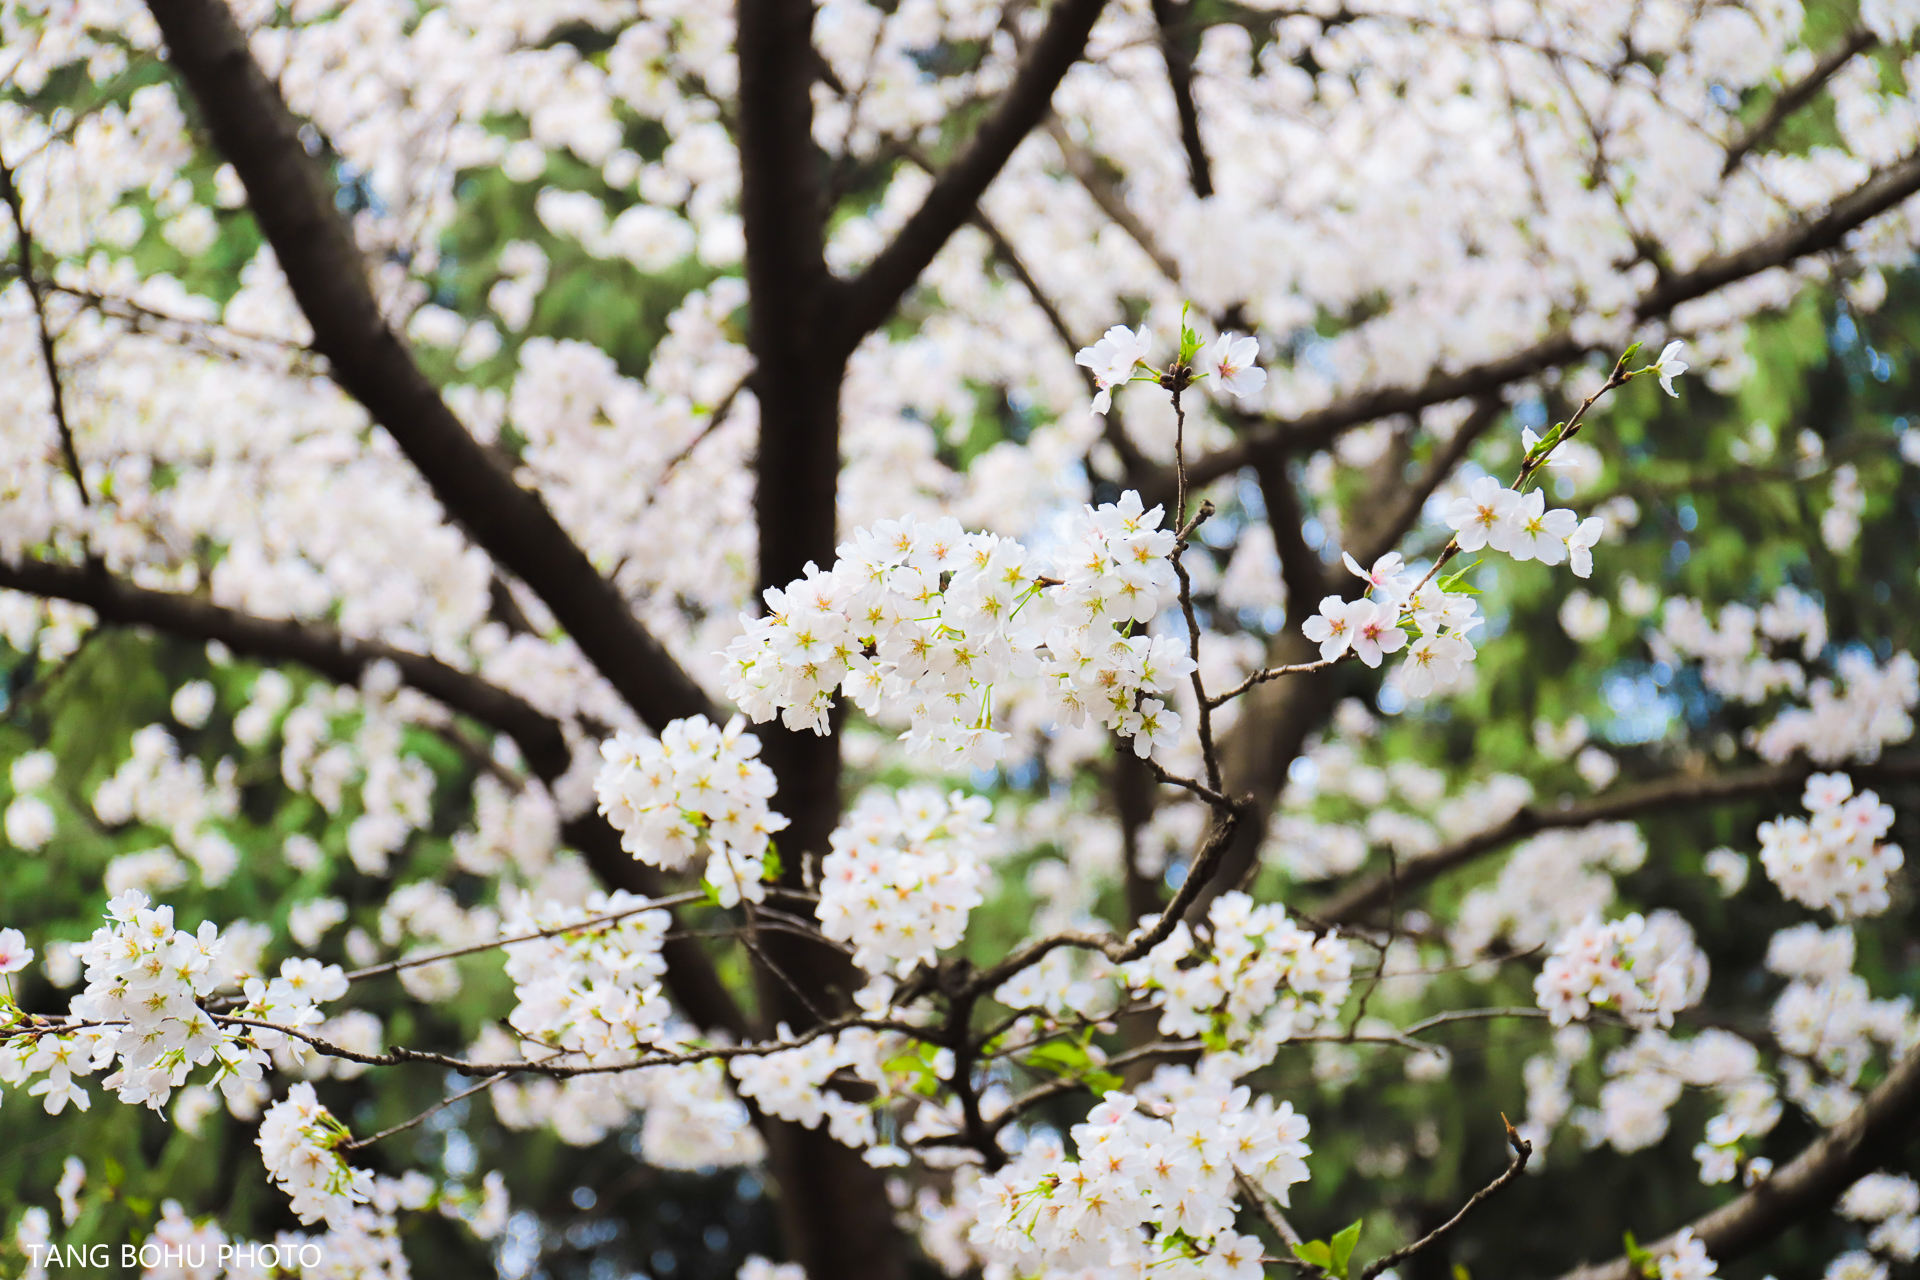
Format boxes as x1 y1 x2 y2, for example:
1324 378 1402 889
1654 587 1827 705
1576 1029 1780 1173
1764 924 1914 1124
1749 651 1920 766
1303 552 1487 698
257 1082 375 1229
1840 1173 1920 1262
818 787 991 975
0 892 342 1117
723 492 1195 766
92 725 242 887
1451 823 1647 957
1120 891 1352 1063
968 1066 1306 1278
1445 475 1606 576
1757 774 1902 918
729 1016 903 1158
1658 1229 1721 1280
1534 911 1708 1030
502 890 674 1062
594 715 787 907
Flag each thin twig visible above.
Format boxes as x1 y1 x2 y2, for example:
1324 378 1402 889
342 891 709 983
1356 1119 1533 1280
338 1072 508 1152
1401 349 1634 604
0 156 88 502
1205 656 1343 709
1238 1171 1309 1263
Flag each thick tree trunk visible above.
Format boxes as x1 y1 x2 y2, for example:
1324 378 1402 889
750 365 912 1280
738 0 909 1267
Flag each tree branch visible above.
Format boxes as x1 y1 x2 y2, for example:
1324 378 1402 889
1151 0 1213 198
0 554 754 1039
1358 1120 1532 1280
1722 29 1876 178
1159 146 1920 499
142 0 719 735
0 156 88 502
1322 754 1920 924
834 0 1112 350
0 555 573 777
1555 1033 1920 1280
1346 398 1504 570
1046 119 1186 286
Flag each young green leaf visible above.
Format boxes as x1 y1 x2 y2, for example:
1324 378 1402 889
1292 1239 1334 1271
1330 1220 1364 1279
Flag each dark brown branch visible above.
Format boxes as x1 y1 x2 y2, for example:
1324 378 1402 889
1158 146 1920 501
969 207 1152 481
1358 1120 1532 1280
0 554 754 1040
1347 398 1503 569
0 555 573 778
1114 804 1247 962
834 0 1112 350
337 1072 507 1152
1250 423 1328 623
0 158 88 502
1322 754 1920 924
1151 0 1213 198
1722 29 1876 177
1556 1031 1920 1280
1047 120 1186 286
207 1010 922 1079
1637 149 1920 318
142 0 719 735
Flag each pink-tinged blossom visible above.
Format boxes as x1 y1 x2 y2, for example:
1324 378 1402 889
1396 633 1474 698
1757 774 1901 918
817 787 989 975
1303 595 1361 661
1342 550 1412 601
1534 912 1707 1029
0 927 32 974
1206 332 1266 401
1349 600 1407 668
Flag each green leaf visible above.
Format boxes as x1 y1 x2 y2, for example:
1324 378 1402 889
1021 1036 1122 1092
1331 1220 1363 1279
124 1196 153 1217
1452 1266 1472 1280
1437 559 1485 594
103 1156 125 1188
1623 1231 1657 1278
761 845 784 882
1024 1041 1091 1075
1621 339 1644 364
1178 301 1201 366
1292 1240 1334 1271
